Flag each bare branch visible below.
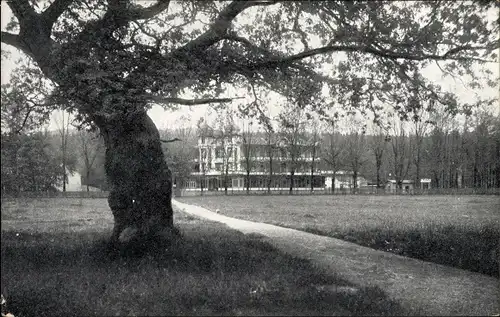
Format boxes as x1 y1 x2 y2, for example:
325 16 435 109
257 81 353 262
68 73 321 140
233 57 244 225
128 0 171 20
42 0 75 30
0 32 29 53
171 0 279 56
252 43 498 69
12 106 34 135
6 0 37 22
160 138 182 143
435 60 469 89
148 95 245 106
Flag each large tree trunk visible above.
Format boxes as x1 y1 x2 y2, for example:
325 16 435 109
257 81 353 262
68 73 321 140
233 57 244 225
99 112 176 244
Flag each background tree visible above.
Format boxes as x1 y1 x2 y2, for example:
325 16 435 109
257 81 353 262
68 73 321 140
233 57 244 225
196 117 213 196
160 119 198 190
321 117 345 193
263 120 278 194
53 110 73 192
1 0 498 243
278 106 307 194
370 125 389 190
345 118 367 193
240 119 256 194
77 129 104 192
212 107 239 195
1 62 60 195
308 117 321 192
389 118 412 191
407 71 434 190
1 130 63 195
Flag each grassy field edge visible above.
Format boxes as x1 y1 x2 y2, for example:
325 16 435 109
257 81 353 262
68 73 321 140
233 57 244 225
178 196 500 278
1 200 410 316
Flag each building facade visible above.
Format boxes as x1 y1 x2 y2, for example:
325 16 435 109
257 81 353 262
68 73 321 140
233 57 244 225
181 134 366 191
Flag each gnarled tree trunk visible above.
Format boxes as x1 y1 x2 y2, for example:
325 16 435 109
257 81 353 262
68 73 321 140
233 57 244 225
98 111 175 244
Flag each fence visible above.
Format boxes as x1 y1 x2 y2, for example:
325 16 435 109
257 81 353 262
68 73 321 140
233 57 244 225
1 191 110 199
176 186 500 197
2 187 499 200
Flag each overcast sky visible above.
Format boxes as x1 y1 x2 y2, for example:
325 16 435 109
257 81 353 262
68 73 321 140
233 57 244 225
1 2 499 133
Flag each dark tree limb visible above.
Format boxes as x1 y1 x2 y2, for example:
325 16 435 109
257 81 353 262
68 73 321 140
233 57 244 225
170 0 279 56
252 43 497 68
148 96 245 106
160 138 182 143
0 32 29 53
42 0 75 30
6 0 37 22
128 0 171 20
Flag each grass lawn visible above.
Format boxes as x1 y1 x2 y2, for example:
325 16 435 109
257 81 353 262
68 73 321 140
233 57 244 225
178 195 500 277
1 198 406 316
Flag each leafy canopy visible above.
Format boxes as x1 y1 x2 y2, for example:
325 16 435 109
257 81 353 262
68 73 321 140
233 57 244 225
1 0 498 130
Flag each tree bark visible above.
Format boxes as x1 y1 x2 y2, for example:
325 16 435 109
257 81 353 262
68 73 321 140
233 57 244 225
98 111 176 244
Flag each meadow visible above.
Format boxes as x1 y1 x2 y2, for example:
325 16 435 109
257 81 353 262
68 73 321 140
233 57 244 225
179 195 500 277
1 198 405 316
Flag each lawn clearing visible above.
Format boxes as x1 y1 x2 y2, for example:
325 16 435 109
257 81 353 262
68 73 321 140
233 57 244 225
178 195 500 277
1 198 406 316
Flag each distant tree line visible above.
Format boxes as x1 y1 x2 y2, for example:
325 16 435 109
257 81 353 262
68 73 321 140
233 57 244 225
162 107 500 192
2 106 498 195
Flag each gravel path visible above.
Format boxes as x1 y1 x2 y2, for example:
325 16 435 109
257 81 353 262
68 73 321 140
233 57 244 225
173 199 499 316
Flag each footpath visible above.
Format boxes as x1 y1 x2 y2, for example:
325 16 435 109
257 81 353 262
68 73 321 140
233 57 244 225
172 200 498 316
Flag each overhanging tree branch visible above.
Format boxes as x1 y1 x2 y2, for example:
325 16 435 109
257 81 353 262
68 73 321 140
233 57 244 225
252 43 498 68
160 137 182 143
6 0 37 22
42 0 75 30
170 0 279 56
0 32 29 52
148 96 245 106
128 0 171 20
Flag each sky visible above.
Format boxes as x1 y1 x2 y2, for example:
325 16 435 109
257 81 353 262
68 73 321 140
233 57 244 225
1 1 499 133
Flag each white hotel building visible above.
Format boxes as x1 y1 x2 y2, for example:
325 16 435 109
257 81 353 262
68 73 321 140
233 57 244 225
181 134 366 192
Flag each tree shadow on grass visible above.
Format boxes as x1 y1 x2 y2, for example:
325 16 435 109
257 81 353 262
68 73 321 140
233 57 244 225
1 225 409 316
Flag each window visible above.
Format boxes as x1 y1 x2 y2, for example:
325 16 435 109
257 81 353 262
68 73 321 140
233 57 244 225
215 147 224 159
215 163 223 171
280 162 287 173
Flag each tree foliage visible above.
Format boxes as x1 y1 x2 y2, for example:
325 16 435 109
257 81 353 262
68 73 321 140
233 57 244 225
160 123 198 188
1 131 63 194
1 0 498 128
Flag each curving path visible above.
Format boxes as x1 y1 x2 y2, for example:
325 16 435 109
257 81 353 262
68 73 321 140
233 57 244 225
172 199 499 316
